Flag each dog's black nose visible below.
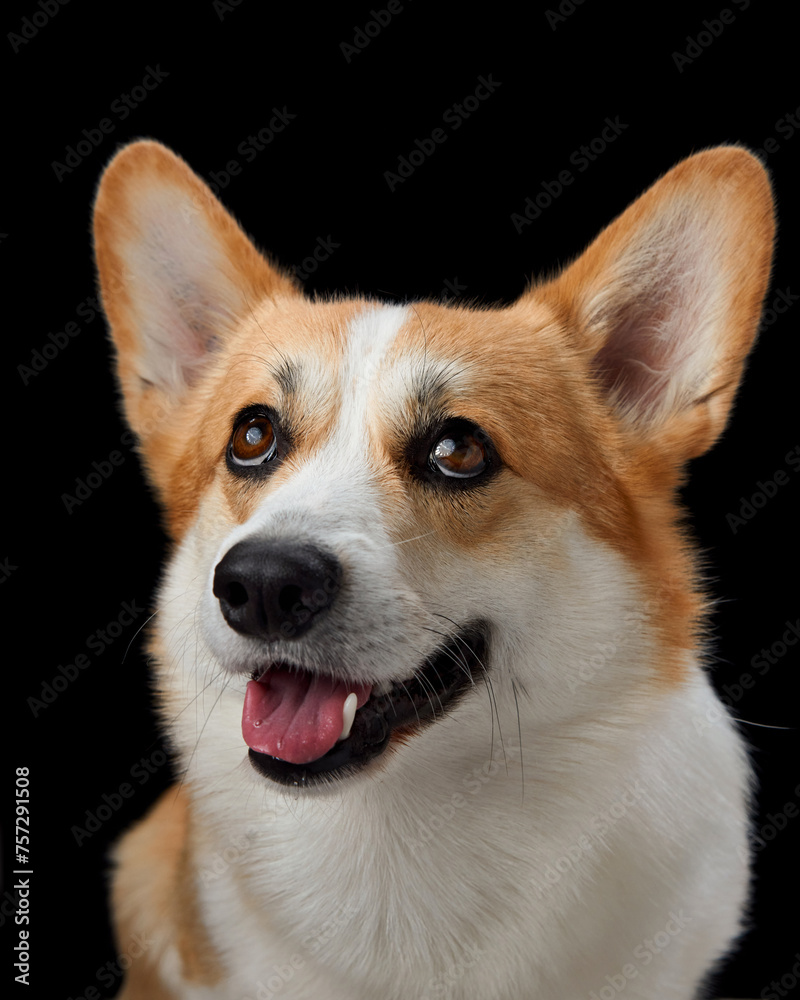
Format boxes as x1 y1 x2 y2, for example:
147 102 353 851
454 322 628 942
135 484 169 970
213 540 342 641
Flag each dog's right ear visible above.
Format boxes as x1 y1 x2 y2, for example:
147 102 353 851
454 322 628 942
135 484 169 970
93 140 299 439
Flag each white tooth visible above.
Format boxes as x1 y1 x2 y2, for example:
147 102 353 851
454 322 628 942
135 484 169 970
338 692 358 741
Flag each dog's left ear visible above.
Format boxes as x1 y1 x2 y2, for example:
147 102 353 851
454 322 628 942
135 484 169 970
537 146 775 462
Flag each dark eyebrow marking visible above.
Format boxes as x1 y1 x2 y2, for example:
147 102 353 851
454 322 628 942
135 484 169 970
412 364 454 410
395 364 464 451
272 358 301 396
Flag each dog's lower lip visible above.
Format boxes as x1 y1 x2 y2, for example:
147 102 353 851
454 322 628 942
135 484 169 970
247 623 488 787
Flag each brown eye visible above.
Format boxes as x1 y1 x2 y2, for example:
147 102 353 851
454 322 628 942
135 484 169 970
230 415 277 466
430 431 488 478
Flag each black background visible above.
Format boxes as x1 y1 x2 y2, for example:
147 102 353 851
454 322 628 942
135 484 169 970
3 2 798 998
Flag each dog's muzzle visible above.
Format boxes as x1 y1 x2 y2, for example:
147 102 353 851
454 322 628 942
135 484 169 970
212 539 488 787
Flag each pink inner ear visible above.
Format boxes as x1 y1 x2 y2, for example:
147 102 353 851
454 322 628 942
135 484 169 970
126 194 242 391
587 211 717 425
592 289 679 417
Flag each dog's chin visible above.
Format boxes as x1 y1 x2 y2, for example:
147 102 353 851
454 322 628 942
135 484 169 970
246 622 489 788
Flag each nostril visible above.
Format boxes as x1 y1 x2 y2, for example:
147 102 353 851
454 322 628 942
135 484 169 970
278 584 303 615
222 581 249 608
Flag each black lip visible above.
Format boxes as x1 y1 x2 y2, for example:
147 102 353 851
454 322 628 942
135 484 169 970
247 622 489 787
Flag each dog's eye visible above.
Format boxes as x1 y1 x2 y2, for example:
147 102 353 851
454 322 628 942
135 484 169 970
230 415 278 466
430 430 488 478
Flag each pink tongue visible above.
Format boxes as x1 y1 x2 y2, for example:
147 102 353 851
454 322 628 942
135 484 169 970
242 669 372 764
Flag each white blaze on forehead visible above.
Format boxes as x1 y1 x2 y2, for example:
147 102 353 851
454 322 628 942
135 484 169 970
339 304 409 426
212 304 411 552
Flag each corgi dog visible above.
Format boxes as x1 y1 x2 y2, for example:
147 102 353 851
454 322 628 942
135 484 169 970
93 140 774 1000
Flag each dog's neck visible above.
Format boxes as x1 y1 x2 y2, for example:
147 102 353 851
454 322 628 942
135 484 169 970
183 668 730 999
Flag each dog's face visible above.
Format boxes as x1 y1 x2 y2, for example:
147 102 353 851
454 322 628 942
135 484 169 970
93 142 773 792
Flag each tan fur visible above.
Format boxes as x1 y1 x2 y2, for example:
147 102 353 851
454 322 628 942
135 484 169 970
111 785 223 995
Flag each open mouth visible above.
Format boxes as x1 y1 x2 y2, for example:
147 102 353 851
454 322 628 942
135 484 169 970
243 622 488 787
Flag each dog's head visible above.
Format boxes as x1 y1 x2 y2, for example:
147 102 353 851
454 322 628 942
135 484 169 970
93 142 773 791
